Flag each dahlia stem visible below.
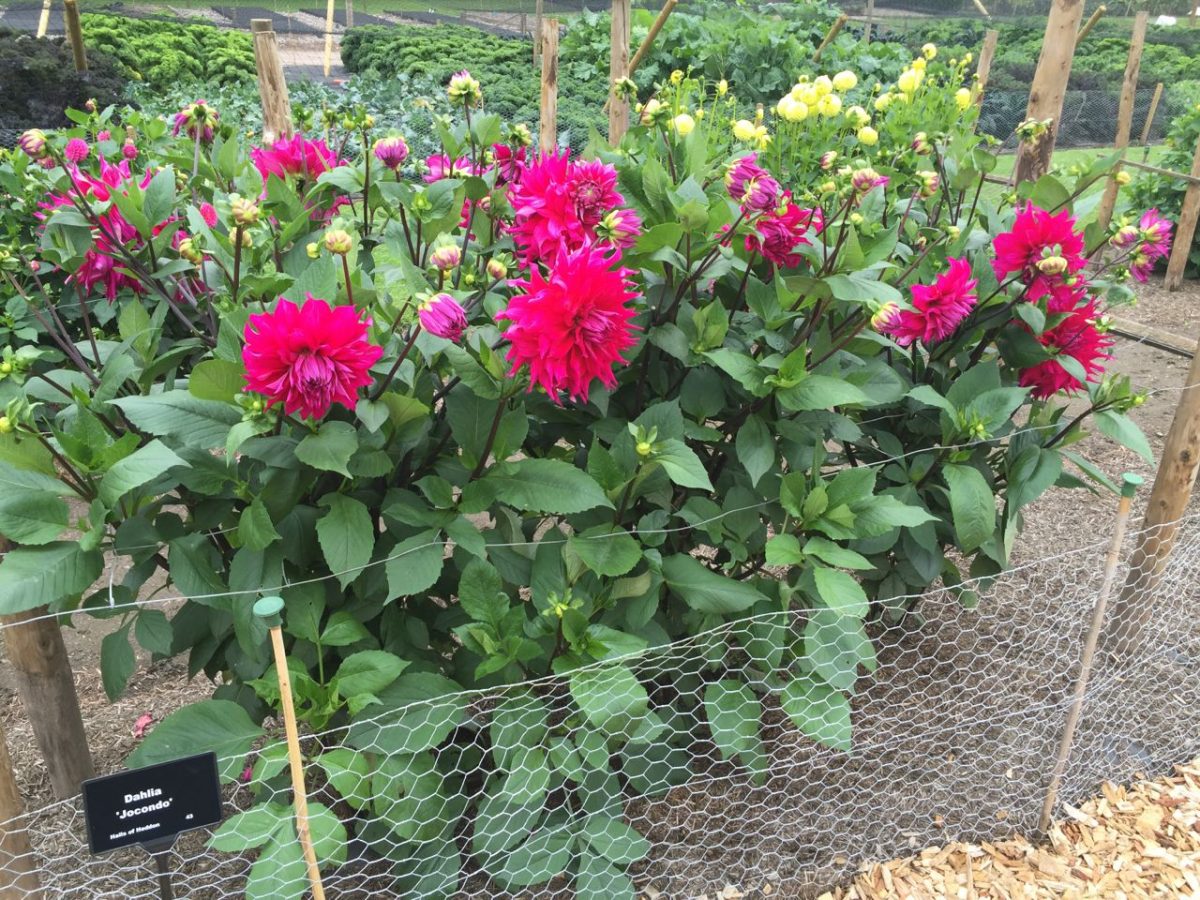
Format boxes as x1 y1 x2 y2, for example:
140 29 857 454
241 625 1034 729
468 396 508 481
369 325 422 401
398 202 417 261
341 255 355 307
361 131 373 237
191 131 202 197
74 284 102 367
231 227 244 306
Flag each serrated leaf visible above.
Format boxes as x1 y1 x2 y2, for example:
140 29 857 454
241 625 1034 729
316 494 374 587
780 675 852 751
570 526 642 577
296 421 358 477
661 554 768 614
0 542 104 614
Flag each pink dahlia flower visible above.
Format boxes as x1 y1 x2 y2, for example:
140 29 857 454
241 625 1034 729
1138 208 1173 248
499 244 640 403
373 136 409 171
198 202 218 228
992 203 1085 300
172 100 218 143
243 296 383 420
596 207 643 251
1018 301 1112 398
726 154 780 212
418 293 468 341
1044 280 1088 315
492 143 526 185
252 134 341 184
423 153 478 183
745 195 822 269
64 138 89 163
880 257 977 347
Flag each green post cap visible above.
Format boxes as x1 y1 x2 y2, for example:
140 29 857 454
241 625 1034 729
253 595 285 626
1121 472 1144 499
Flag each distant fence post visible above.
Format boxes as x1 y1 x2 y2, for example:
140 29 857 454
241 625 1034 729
323 0 336 78
1140 82 1164 160
35 0 51 38
63 0 86 72
0 720 41 900
1097 11 1148 230
1014 0 1086 185
609 0 631 145
539 18 558 155
863 0 874 44
345 0 353 29
628 0 677 77
1074 3 1106 49
251 19 295 146
813 13 848 62
976 28 999 96
1164 133 1200 290
534 0 544 66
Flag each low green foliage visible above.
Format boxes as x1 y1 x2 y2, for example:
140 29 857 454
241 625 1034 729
1130 101 1200 275
0 28 125 133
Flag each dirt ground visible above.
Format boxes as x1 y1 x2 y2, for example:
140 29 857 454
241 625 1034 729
2 273 1199 898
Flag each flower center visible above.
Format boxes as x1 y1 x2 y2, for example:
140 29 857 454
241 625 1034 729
292 352 336 402
576 308 616 345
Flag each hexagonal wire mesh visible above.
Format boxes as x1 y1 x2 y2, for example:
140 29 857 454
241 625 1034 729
0 389 1198 899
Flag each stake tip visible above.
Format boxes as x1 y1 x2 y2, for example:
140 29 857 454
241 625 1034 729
1121 472 1144 497
253 595 285 623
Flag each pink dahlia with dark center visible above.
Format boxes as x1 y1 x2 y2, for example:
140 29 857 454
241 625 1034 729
251 134 341 184
1018 301 1112 398
725 153 780 212
992 203 1086 300
243 295 383 420
745 194 822 269
498 244 640 403
568 158 623 228
880 257 978 347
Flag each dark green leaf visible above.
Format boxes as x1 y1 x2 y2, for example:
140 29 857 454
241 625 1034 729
128 700 264 782
661 554 768 614
0 542 104 614
780 675 852 751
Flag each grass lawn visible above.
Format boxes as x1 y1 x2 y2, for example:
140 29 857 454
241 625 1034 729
982 144 1172 213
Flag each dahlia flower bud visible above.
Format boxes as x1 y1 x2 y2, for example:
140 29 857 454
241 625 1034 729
17 129 46 159
918 171 940 198
0 416 11 434
955 88 972 111
672 113 696 136
640 98 668 126
324 229 354 256
922 42 937 60
418 293 468 342
613 76 638 103
819 180 837 194
596 208 642 249
871 302 899 331
911 132 932 155
947 225 961 240
241 231 253 249
173 100 218 143
1139 208 1172 245
670 69 684 85
857 126 878 146
178 237 204 264
717 79 729 97
306 242 321 259
849 212 864 225
487 258 508 281
430 244 461 271
1036 255 1068 275
84 98 97 113
373 136 409 171
813 75 833 97
64 138 89 163
726 154 780 213
448 70 483 107
636 439 654 458
819 151 838 170
230 196 260 227
1115 170 1131 186
832 70 857 92
122 140 139 161
1111 225 1140 250
510 123 533 147
851 167 887 193
732 119 757 141
363 115 376 130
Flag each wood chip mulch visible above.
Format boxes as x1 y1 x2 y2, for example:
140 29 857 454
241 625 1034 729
820 760 1200 899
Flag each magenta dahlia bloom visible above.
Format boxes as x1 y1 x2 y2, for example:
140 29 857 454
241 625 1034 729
373 136 409 171
18 129 47 159
745 195 822 269
725 154 780 212
880 257 977 347
418 293 468 341
1138 208 1173 248
243 296 383 420
1044 280 1088 315
64 138 89 163
198 202 218 228
992 203 1085 300
252 134 341 184
423 153 478 183
498 244 640 403
122 140 139 161
492 143 526 184
596 207 643 251
1018 302 1112 398
172 100 218 143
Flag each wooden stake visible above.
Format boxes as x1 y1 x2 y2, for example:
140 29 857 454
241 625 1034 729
1164 131 1200 291
251 19 295 145
863 0 875 44
539 18 558 155
0 718 42 900
1014 0 1087 186
1123 157 1200 185
0 598 93 801
628 0 677 78
1191 1 1197 28
533 0 543 66
1039 475 1141 835
255 598 325 900
1101 346 1200 659
35 0 51 38
813 13 848 62
1074 3 1106 49
1096 11 1148 230
344 0 353 29
63 0 85 72
972 0 990 16
323 0 336 78
976 28 1000 97
1140 82 1164 160
608 0 631 145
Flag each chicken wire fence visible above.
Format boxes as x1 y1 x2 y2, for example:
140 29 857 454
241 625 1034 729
0 506 1199 899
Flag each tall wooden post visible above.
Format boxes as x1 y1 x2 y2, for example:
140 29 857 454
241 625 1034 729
1074 3 1106 49
1101 347 1200 658
863 0 875 44
345 0 353 28
813 13 849 62
1097 11 1148 230
608 0 631 145
1164 133 1200 291
1140 82 1164 158
533 0 544 66
976 28 999 96
0 720 42 900
539 18 558 155
251 19 295 145
0 609 93 800
323 0 336 78
35 0 51 38
628 0 678 77
1014 0 1086 185
63 0 86 72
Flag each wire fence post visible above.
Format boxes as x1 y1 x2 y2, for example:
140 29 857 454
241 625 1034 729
63 0 86 73
609 0 631 145
1014 0 1086 185
1164 130 1200 291
1038 473 1141 835
35 0 51 38
323 0 336 78
1074 3 1106 49
863 0 874 44
533 0 543 66
628 0 677 78
976 28 999 99
539 17 558 155
813 13 848 63
251 19 295 146
1140 81 1164 161
0 719 42 899
1097 11 1147 231
344 0 353 29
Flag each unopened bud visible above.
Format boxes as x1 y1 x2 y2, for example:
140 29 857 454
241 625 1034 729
306 242 320 259
230 196 260 227
487 258 508 281
324 229 353 256
430 244 461 271
1036 255 1068 275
